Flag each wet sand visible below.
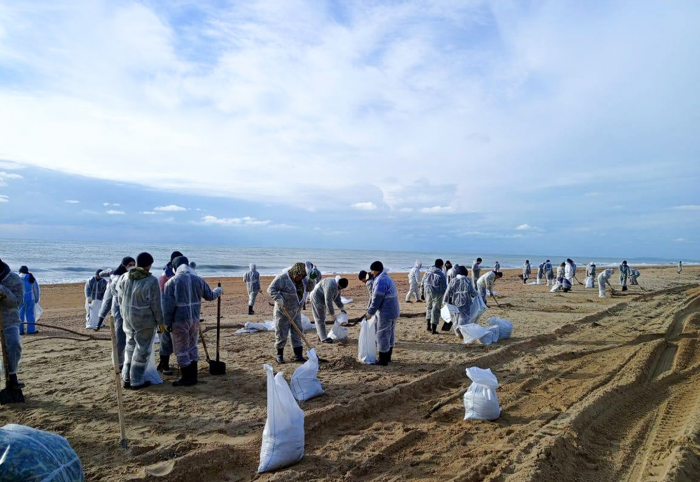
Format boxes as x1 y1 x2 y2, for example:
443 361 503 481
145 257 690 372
1 265 699 481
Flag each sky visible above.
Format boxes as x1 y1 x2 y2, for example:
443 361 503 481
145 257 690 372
0 0 698 259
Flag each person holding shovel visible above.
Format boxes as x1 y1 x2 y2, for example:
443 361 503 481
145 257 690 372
97 256 135 370
477 270 503 306
598 268 616 298
619 260 630 291
162 256 222 387
157 250 184 377
366 261 400 366
0 258 25 390
268 262 307 364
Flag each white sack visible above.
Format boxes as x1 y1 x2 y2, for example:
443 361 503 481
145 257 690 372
328 319 348 341
463 367 501 421
487 325 500 343
459 324 493 345
258 364 305 473
290 348 324 402
487 317 513 340
358 316 377 364
143 337 163 385
341 296 354 305
441 303 459 322
85 299 102 329
468 295 488 324
585 276 594 288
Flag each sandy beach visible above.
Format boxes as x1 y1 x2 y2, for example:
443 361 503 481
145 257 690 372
1 265 699 481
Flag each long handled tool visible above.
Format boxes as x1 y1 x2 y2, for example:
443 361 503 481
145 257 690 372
573 275 584 286
0 311 25 404
280 305 328 363
107 317 127 448
211 283 226 375
199 327 225 375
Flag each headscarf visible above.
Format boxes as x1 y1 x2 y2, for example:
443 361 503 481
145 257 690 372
289 262 307 300
250 263 257 271
172 256 189 270
19 265 35 283
415 260 422 268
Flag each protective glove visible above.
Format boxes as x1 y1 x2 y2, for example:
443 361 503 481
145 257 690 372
167 325 173 333
87 297 93 304
157 325 165 334
341 309 347 314
214 287 223 296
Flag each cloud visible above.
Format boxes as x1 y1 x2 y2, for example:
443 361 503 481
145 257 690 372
154 205 187 212
0 171 23 187
420 206 453 214
103 202 121 206
675 238 690 243
516 223 536 230
141 211 156 215
671 205 700 211
201 215 270 226
106 209 125 215
64 200 80 204
0 194 8 203
351 202 377 211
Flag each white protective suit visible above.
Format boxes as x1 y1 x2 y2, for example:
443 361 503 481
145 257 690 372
406 261 422 302
598 269 615 298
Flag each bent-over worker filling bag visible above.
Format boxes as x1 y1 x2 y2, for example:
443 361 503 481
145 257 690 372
290 348 324 402
463 367 501 421
258 365 305 473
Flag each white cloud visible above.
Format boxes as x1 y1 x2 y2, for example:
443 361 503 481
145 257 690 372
201 215 270 226
103 202 121 206
0 194 8 203
351 202 377 211
516 223 535 230
141 211 156 215
675 238 690 243
64 200 80 204
420 206 453 214
106 209 125 215
0 172 23 180
154 205 187 212
672 205 700 211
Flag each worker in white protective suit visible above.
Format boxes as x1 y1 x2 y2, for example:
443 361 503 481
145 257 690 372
536 262 544 285
405 261 422 303
302 261 321 309
421 259 447 334
619 261 630 291
629 268 640 285
471 258 482 285
85 269 108 329
598 269 616 298
678 261 683 275
494 261 501 273
545 260 554 286
243 263 261 315
522 260 531 284
565 259 576 287
585 263 597 288
310 277 347 343
268 262 307 364
477 270 503 306
442 266 476 333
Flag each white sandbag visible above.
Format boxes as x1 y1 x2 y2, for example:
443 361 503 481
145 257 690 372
441 303 459 322
328 319 348 341
463 367 501 421
143 337 163 385
459 324 491 345
258 364 305 473
85 299 102 329
468 295 488 324
34 303 43 322
487 325 500 343
487 317 513 340
301 314 314 331
585 276 594 288
335 312 348 325
358 316 377 364
341 296 353 305
290 348 324 402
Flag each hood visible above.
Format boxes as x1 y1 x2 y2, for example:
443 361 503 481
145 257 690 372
305 261 313 272
250 263 256 271
129 267 152 281
0 262 10 283
414 260 422 268
175 264 194 276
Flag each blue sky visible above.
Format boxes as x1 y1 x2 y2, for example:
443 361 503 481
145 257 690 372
0 0 698 259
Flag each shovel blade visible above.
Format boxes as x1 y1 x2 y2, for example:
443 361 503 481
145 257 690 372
209 360 226 376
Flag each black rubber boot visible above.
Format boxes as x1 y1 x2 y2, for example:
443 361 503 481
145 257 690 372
293 346 307 363
387 347 393 363
8 374 25 389
441 322 453 331
248 305 254 315
189 362 198 386
172 363 191 387
376 352 389 366
276 348 285 364
130 381 152 390
431 324 438 334
426 320 431 331
158 355 173 376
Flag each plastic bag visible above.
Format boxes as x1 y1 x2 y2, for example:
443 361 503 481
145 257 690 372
358 316 377 364
585 276 594 288
258 365 305 473
468 295 488 324
301 314 314 331
0 424 84 482
487 325 500 343
85 300 102 329
463 367 501 421
440 303 459 322
290 348 324 402
328 319 348 341
341 296 353 305
143 337 163 385
459 324 492 345
335 312 348 325
487 317 513 340
34 304 44 323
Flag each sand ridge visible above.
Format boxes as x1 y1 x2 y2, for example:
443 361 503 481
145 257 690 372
1 265 698 481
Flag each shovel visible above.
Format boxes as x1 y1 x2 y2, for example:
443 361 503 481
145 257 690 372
280 305 329 363
209 283 226 376
199 328 225 375
0 311 25 404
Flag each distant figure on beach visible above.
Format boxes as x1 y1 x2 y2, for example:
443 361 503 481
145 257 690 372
477 270 503 306
163 256 222 387
405 260 422 303
585 263 597 288
268 262 307 364
678 261 683 275
545 260 554 286
116 252 164 390
446 263 460 285
443 260 452 275
629 268 640 285
365 261 400 366
0 258 26 389
421 259 447 335
619 261 630 291
565 259 576 287
85 269 107 330
244 263 261 315
536 262 544 285
471 258 482 285
309 277 347 343
557 262 565 280
157 251 184 377
494 260 500 273
18 266 40 335
522 260 531 284
598 269 616 298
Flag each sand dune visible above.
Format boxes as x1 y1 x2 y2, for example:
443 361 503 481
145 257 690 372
1 265 698 481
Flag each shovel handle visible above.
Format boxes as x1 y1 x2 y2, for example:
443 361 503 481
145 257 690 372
107 316 127 449
280 306 313 351
198 328 211 362
216 283 221 363
0 312 11 385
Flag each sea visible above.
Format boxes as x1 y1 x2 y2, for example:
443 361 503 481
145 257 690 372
0 238 694 285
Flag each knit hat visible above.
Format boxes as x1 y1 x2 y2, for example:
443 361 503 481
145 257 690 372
172 256 189 270
358 270 367 281
170 251 184 262
136 252 154 268
19 266 29 274
370 261 383 272
121 256 135 267
338 278 349 289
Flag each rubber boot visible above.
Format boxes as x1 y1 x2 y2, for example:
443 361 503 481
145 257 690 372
276 348 285 364
376 352 389 366
387 347 393 363
172 363 192 387
431 324 438 335
426 320 431 332
248 305 254 315
8 374 25 389
158 355 173 376
130 381 152 390
293 346 307 363
189 362 198 386
441 321 453 332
